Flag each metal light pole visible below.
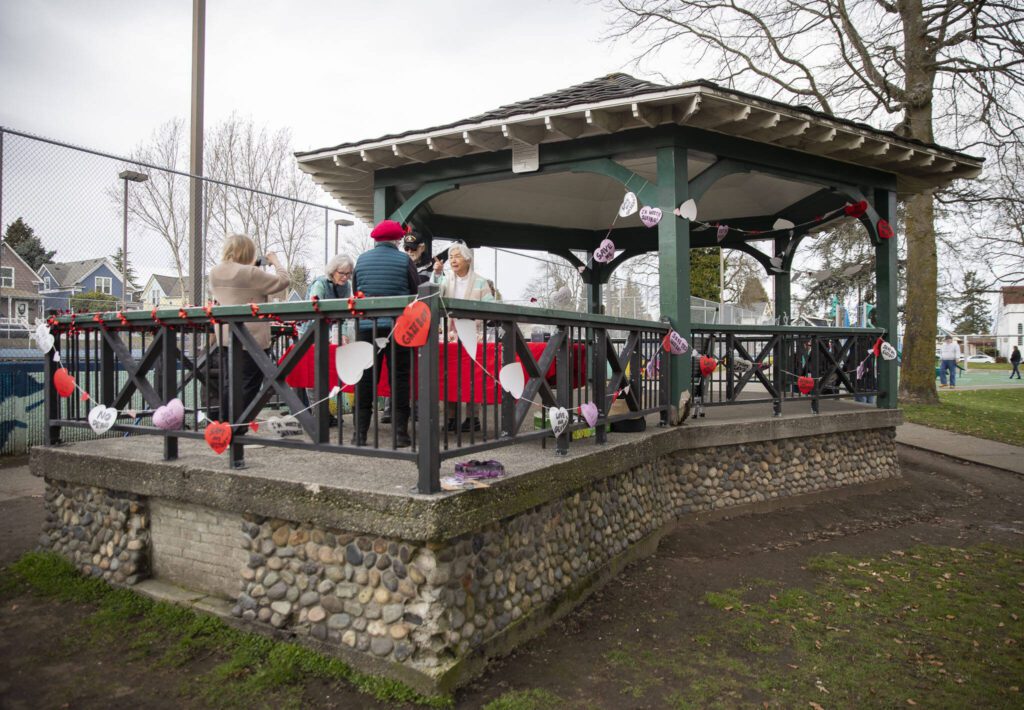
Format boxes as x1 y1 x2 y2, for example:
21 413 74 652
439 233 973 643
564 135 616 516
118 170 148 310
188 0 206 306
334 216 354 254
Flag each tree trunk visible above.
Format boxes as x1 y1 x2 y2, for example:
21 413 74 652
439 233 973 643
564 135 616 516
899 190 939 404
898 0 939 404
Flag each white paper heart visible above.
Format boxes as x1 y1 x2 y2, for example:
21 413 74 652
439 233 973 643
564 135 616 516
34 327 54 354
52 351 61 362
499 363 525 399
375 337 389 350
810 269 832 283
329 385 341 398
880 342 897 361
549 407 570 437
579 402 599 428
88 405 118 434
639 206 663 228
618 192 638 217
552 285 572 308
593 238 616 263
769 256 784 272
266 415 302 437
842 264 863 276
773 218 795 231
675 199 697 221
335 341 375 385
125 408 137 419
454 319 478 360
733 357 753 373
622 384 630 395
716 224 730 242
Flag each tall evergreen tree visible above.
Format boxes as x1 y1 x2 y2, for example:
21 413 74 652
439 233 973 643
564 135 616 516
111 248 140 291
690 248 721 301
951 271 991 335
3 218 56 270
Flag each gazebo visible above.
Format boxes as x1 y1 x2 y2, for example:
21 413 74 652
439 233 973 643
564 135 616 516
296 73 981 411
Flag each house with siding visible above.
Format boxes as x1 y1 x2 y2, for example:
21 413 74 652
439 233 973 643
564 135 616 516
139 274 193 308
995 286 1024 357
37 258 134 312
0 243 45 329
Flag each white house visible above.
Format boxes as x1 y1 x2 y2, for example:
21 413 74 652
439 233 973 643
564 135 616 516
995 286 1024 357
139 274 193 309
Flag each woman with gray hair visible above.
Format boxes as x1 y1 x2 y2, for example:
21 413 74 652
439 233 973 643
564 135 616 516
300 254 354 336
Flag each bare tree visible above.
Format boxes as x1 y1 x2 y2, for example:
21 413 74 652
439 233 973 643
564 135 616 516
604 0 1024 403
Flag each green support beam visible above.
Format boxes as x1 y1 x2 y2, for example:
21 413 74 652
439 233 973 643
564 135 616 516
373 186 399 224
657 144 691 414
874 188 898 409
773 234 792 322
389 181 458 224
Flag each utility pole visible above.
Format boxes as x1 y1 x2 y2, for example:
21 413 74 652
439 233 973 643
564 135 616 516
188 0 206 306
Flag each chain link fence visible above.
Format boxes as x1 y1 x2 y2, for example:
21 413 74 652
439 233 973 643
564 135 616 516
0 124 364 454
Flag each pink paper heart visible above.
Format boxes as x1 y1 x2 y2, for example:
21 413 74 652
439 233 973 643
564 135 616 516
716 224 729 242
639 206 663 228
153 397 185 430
593 238 616 263
579 402 599 428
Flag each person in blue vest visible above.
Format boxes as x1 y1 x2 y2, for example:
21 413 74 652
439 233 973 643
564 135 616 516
351 220 420 447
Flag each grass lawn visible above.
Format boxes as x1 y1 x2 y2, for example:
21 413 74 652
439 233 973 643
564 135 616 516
901 388 1024 447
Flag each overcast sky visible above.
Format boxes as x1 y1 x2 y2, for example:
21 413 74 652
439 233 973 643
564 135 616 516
2 0 690 304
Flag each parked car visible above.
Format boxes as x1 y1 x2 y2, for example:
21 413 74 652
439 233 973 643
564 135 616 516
962 354 996 364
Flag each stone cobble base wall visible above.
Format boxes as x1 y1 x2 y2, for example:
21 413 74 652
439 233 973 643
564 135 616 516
40 480 149 585
151 499 249 599
232 428 900 678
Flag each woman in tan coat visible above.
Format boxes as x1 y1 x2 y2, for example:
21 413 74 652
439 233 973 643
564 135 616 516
208 234 291 417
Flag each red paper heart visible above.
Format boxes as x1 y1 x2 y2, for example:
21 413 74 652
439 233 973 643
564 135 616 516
395 300 431 348
204 421 232 455
80 391 90 402
54 367 76 397
249 421 259 433
797 375 815 395
872 337 884 357
877 219 894 240
699 355 718 377
844 200 868 218
662 333 672 352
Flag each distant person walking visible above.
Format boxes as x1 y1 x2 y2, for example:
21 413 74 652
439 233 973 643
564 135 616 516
1011 345 1022 380
938 335 961 388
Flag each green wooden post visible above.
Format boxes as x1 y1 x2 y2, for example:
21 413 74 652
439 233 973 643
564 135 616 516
373 186 398 223
657 145 691 412
875 188 898 409
774 234 791 323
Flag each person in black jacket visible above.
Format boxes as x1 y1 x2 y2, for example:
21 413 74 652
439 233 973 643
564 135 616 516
402 230 434 284
1011 345 1022 380
351 220 420 447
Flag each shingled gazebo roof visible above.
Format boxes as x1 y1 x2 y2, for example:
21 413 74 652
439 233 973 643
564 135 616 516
297 74 983 224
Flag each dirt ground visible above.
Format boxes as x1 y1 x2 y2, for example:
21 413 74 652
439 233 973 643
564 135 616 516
1 445 1021 709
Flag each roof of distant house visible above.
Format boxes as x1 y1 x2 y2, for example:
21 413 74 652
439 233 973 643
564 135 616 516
1001 286 1024 305
147 274 193 299
41 258 125 290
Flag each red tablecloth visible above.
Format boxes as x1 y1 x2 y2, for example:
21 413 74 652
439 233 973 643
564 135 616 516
283 341 585 403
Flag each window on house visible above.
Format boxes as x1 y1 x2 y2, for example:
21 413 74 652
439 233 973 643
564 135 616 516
43 276 51 290
1018 322 1022 346
95 276 113 295
0 267 13 289
149 290 160 305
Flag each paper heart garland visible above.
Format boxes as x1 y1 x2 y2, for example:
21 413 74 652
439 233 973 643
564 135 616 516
593 238 616 263
204 421 232 454
53 368 76 397
844 200 868 218
639 206 662 228
699 355 718 378
498 363 525 399
880 341 897 361
153 398 185 430
579 402 599 428
618 192 638 217
877 219 894 240
454 319 478 360
662 330 689 355
549 407 570 437
335 341 375 385
674 199 697 221
395 300 431 348
88 405 118 434
797 376 815 395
